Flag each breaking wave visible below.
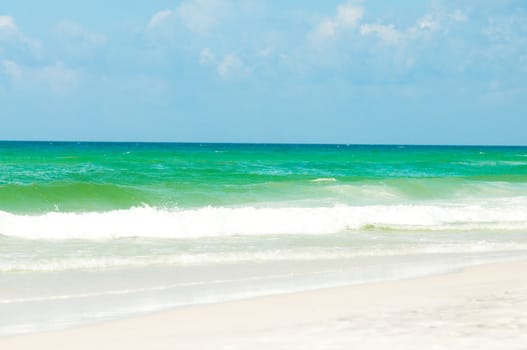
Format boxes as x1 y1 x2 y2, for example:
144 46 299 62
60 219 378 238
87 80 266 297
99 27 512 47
2 199 527 240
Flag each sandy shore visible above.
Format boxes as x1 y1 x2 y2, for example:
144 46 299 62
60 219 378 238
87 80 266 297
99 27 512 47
2 260 527 350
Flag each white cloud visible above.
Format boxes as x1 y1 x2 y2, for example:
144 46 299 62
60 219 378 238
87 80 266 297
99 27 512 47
360 24 401 43
308 2 454 49
404 10 467 40
217 53 250 79
300 3 476 78
0 15 41 56
416 15 441 31
199 47 215 65
360 9 467 46
54 20 106 59
0 15 17 32
309 3 468 49
146 1 228 39
55 20 106 46
450 10 468 22
145 10 180 46
312 19 338 41
176 0 228 35
258 46 273 58
147 10 174 30
336 2 364 27
310 1 364 42
2 60 80 94
198 49 252 79
42 66 79 93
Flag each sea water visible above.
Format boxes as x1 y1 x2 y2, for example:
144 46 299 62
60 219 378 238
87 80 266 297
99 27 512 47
1 142 527 334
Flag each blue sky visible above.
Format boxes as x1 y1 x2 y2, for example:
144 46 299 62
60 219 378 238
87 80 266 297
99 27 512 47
0 1 526 144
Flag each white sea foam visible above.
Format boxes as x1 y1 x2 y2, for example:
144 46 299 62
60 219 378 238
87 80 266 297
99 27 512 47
1 200 527 240
311 178 337 182
2 242 527 272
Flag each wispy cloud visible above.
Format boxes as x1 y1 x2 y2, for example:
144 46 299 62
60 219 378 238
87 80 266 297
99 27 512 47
197 48 250 79
53 20 106 59
450 10 468 23
307 1 469 49
147 0 228 37
356 9 469 48
217 53 250 79
0 15 41 56
0 15 17 32
177 0 228 35
2 60 80 94
103 1 520 87
310 1 364 42
147 10 174 30
199 47 215 65
360 24 401 44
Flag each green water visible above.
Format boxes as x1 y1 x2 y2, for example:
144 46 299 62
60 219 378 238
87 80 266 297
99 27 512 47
1 142 526 213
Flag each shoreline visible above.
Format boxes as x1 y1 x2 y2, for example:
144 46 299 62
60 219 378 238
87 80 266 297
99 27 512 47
2 259 527 349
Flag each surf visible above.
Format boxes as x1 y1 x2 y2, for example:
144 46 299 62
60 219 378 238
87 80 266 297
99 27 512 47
2 199 527 240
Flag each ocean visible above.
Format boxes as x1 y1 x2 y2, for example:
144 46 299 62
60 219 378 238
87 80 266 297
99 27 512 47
1 142 527 335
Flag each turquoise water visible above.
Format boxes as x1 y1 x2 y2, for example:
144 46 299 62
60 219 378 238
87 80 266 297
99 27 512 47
1 142 527 335
2 142 527 239
2 142 527 213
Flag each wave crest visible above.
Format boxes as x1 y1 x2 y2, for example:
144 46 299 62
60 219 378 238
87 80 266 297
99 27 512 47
2 201 527 240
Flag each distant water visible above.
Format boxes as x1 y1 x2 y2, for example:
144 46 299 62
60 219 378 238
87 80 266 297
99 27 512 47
1 142 527 335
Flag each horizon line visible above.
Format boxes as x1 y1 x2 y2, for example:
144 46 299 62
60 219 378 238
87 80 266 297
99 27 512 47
0 139 526 147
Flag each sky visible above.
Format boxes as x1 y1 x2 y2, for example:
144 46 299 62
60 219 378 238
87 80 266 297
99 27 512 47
0 0 526 145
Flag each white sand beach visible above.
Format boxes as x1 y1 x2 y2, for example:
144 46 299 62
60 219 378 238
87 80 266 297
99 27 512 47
2 260 526 350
